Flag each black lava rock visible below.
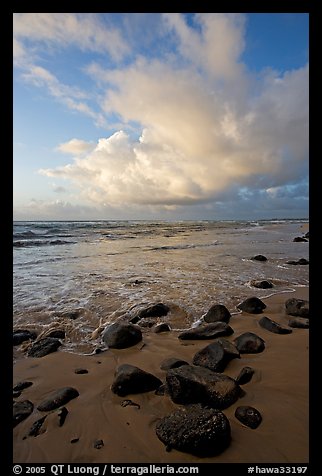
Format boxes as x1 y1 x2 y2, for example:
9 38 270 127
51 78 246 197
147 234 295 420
235 406 262 429
203 304 231 323
237 297 266 314
13 400 34 427
102 322 142 349
234 332 265 354
259 316 292 334
111 364 162 397
37 387 79 411
27 337 62 358
178 322 233 340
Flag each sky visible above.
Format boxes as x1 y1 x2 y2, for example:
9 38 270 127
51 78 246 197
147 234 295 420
13 13 309 221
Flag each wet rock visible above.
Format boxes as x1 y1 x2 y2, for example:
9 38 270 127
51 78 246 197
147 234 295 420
47 330 65 339
139 320 156 328
235 367 255 385
27 416 47 437
27 337 62 358
259 316 292 334
304 231 309 238
13 391 21 398
102 322 142 349
235 406 262 429
251 255 267 261
13 400 34 427
288 317 309 329
250 280 273 289
37 387 79 411
155 384 167 396
286 258 309 265
285 298 309 318
13 381 33 392
234 332 265 354
154 323 171 333
166 365 241 409
70 438 79 444
156 403 231 457
13 330 37 346
111 364 162 397
178 322 233 340
160 358 189 371
94 439 104 449
237 297 266 314
58 407 68 427
192 339 240 373
203 304 231 323
131 303 170 324
74 368 88 374
62 310 81 320
293 237 308 242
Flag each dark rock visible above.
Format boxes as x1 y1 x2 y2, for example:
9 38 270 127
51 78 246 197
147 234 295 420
286 258 309 265
13 391 21 398
71 438 79 443
304 231 309 238
166 365 241 409
47 330 65 339
251 255 267 262
27 416 47 437
139 320 156 328
250 280 273 289
288 317 309 329
111 364 162 397
102 322 142 349
63 310 81 320
94 439 104 449
37 387 79 411
74 368 88 374
235 367 255 385
259 316 292 334
120 399 140 409
237 297 266 314
235 406 262 429
234 332 265 354
285 298 309 318
154 323 171 333
160 358 189 371
13 381 33 392
58 407 68 427
27 337 62 357
156 403 231 457
13 330 37 346
192 339 240 372
203 304 231 323
178 322 233 340
155 384 167 396
13 400 34 427
131 303 170 323
293 237 308 242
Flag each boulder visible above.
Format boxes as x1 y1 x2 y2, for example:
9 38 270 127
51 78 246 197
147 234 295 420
259 316 292 334
250 280 273 289
288 317 309 329
235 367 255 385
111 364 162 397
13 400 34 427
153 323 171 333
160 358 189 371
285 298 309 318
102 322 142 349
192 339 240 372
13 330 37 346
27 337 62 357
178 322 233 340
237 297 266 314
130 303 170 324
235 406 262 429
293 237 308 242
203 304 231 323
251 255 267 261
37 387 79 411
234 332 265 354
166 365 241 409
156 403 231 456
47 330 65 339
13 381 33 392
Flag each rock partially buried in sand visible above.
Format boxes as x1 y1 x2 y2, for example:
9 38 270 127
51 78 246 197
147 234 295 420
111 364 162 397
13 329 37 346
192 339 240 373
178 322 233 340
13 381 33 392
153 323 171 333
130 303 170 324
293 237 308 242
259 316 292 334
237 297 266 314
37 387 79 412
27 337 62 357
251 255 267 262
13 400 34 427
235 406 262 429
250 280 273 289
160 358 189 371
156 404 231 457
235 367 255 385
288 317 309 329
286 258 309 265
102 322 142 349
203 304 231 323
166 365 241 409
285 298 309 318
27 416 47 437
234 332 265 354
46 329 66 339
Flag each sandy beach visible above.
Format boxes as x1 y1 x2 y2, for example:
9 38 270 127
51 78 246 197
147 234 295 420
13 286 309 464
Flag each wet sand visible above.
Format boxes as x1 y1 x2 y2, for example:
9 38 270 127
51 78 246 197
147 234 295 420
13 287 309 464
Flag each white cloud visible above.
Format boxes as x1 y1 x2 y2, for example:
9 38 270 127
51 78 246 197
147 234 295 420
56 139 95 155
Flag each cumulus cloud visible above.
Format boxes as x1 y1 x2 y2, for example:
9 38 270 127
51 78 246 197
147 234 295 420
56 139 95 155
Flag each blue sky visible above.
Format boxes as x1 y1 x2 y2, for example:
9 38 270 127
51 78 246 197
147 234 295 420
13 13 309 220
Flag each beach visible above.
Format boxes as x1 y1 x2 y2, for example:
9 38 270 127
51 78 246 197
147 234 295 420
13 220 309 463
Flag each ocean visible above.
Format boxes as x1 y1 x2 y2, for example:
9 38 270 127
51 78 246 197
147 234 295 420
13 219 309 355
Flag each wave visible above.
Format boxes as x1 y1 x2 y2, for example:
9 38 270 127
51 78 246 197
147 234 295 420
150 241 219 251
13 239 76 248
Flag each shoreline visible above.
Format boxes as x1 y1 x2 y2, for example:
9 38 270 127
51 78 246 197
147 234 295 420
13 286 309 464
